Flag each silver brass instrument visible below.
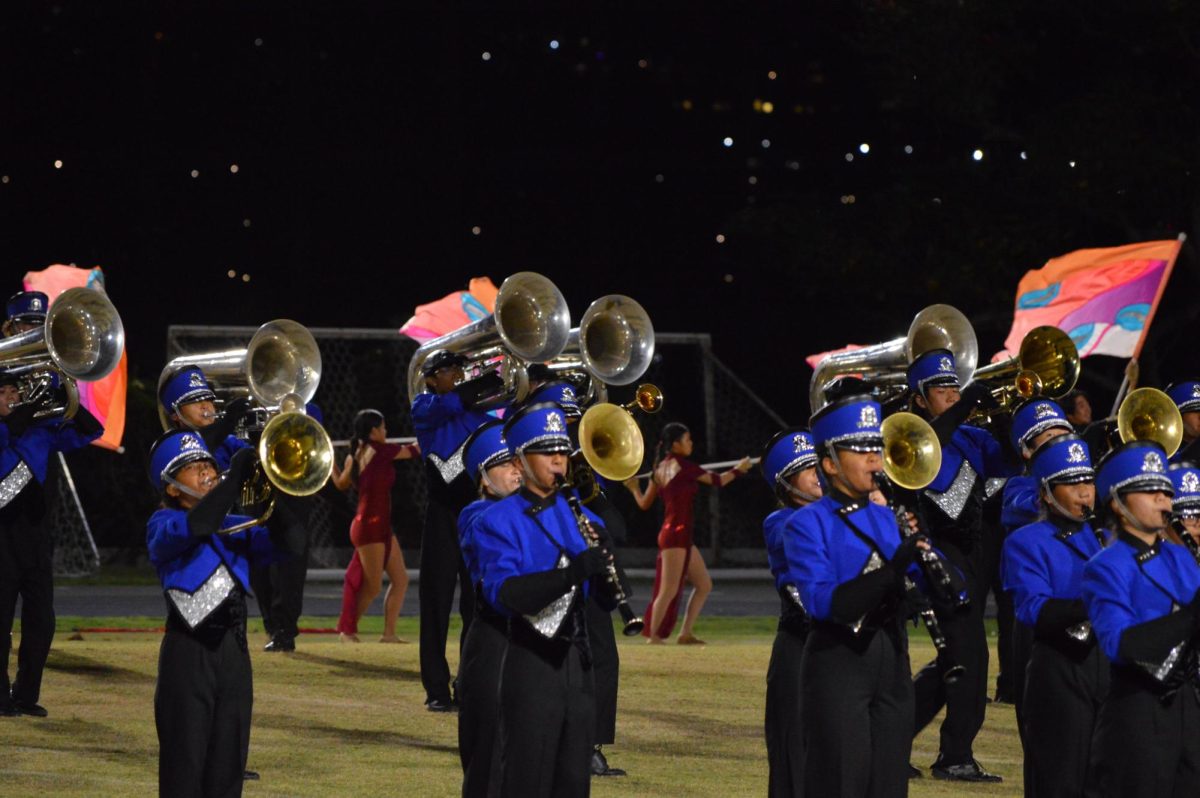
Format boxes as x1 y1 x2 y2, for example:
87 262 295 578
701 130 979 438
808 304 977 413
0 287 125 419
405 272 571 404
546 295 655 397
157 319 322 432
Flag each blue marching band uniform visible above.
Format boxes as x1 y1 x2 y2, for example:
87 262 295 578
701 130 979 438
1167 381 1200 465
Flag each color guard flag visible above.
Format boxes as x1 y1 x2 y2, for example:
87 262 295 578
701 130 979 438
22 264 127 451
998 239 1182 362
399 277 499 341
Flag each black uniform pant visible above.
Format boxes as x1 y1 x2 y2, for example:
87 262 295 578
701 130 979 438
155 619 253 798
586 595 618 746
1023 640 1108 798
912 543 988 764
249 502 309 640
801 623 912 798
458 609 507 798
420 499 475 703
765 621 807 798
0 522 54 705
1086 669 1200 798
499 629 595 798
1010 620 1036 796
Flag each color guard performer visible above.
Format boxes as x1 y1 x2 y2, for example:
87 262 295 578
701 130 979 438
784 394 928 797
0 291 103 718
146 431 279 798
457 420 521 797
1001 434 1107 797
473 402 613 797
1082 441 1200 797
906 349 1012 782
1166 381 1200 464
760 428 821 798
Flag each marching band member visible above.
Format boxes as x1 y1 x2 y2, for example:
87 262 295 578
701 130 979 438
146 430 278 798
0 329 103 718
1166 381 1200 464
760 428 821 798
412 349 495 712
456 420 521 797
158 366 252 470
473 402 614 797
785 395 927 797
1001 434 1107 797
1169 462 1200 549
1082 441 1200 796
906 349 1012 782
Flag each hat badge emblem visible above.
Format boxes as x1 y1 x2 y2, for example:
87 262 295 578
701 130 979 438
1067 442 1086 463
188 372 204 388
857 406 879 429
793 434 810 453
561 386 575 402
938 356 953 373
181 435 202 451
29 298 42 311
1035 403 1055 419
1183 472 1200 494
544 412 564 433
1143 452 1164 473
1192 384 1200 398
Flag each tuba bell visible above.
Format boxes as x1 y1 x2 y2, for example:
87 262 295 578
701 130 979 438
405 272 572 404
880 411 943 490
1117 387 1183 457
547 295 656 391
157 319 322 431
0 287 125 419
970 326 1080 415
809 304 977 413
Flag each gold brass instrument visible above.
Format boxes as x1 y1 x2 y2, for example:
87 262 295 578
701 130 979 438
1117 387 1183 457
405 272 571 404
808 304 977 413
569 383 662 502
547 295 655 391
0 287 125 419
220 404 334 534
157 319 322 431
877 411 966 684
969 326 1080 420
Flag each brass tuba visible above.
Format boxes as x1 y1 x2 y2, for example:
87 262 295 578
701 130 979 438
157 319 322 431
547 295 656 395
880 411 943 490
808 304 977 413
0 287 125 419
405 272 572 405
1117 387 1183 457
970 326 1079 415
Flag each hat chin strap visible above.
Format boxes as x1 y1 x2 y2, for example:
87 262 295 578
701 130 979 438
481 467 516 499
164 473 208 500
1113 491 1166 537
1042 479 1090 522
828 449 868 500
779 475 819 505
517 450 558 494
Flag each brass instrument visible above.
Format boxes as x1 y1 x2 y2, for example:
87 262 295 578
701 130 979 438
969 326 1080 421
878 411 967 684
547 295 655 389
157 319 322 432
808 304 977 412
1117 387 1183 457
405 272 571 405
0 287 125 419
570 384 662 501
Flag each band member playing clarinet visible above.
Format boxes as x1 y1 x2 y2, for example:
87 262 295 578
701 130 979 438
760 428 821 798
784 395 929 798
1167 381 1200 465
473 402 614 797
1082 441 1200 797
146 431 279 798
1001 434 1107 797
1169 462 1200 551
456 420 521 797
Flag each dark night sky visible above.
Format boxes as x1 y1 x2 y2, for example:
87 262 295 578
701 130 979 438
4 1 1200 421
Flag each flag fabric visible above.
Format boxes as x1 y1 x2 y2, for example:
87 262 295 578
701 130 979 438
399 277 499 341
999 239 1182 362
22 264 126 451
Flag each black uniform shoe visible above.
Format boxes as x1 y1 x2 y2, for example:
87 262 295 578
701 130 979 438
264 634 296 652
425 698 456 713
0 697 18 717
591 746 627 777
992 687 1014 704
907 763 923 779
243 770 260 780
931 757 1002 782
12 700 48 718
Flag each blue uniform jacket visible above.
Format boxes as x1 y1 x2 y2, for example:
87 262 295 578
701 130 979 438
213 434 250 472
474 488 597 617
1000 474 1040 534
928 424 1013 494
0 415 101 486
147 508 275 596
1002 517 1103 629
783 494 928 623
763 506 800 592
459 496 498 588
1082 535 1200 664
411 391 494 462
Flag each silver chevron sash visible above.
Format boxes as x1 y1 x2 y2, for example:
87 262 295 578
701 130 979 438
167 564 236 629
1066 621 1093 643
849 550 885 634
524 553 577 638
0 461 33 510
926 459 978 520
427 444 465 485
984 477 1008 499
785 584 807 615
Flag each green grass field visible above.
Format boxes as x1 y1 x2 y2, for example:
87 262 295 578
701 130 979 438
3 616 1024 797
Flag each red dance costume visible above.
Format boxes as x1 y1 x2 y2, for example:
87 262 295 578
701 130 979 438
642 454 713 639
337 442 414 634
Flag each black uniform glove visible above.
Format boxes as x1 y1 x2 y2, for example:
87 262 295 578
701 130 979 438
1034 598 1089 638
199 397 252 449
1116 607 1200 664
567 547 608 584
498 568 576 615
889 534 924 572
3 403 38 436
185 448 256 537
70 404 103 437
929 382 992 447
829 567 898 626
454 373 505 409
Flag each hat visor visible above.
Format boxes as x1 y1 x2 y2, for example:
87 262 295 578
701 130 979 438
1046 471 1095 486
833 437 884 454
159 449 217 486
522 440 574 455
1116 476 1174 497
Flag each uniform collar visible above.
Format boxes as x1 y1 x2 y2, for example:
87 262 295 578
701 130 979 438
1117 528 1159 555
520 486 560 514
1048 512 1085 534
828 486 868 512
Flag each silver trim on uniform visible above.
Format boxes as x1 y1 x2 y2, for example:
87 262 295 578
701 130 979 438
849 550 885 634
167 564 236 629
427 444 465 485
1138 641 1185 683
1066 621 1092 643
0 461 33 509
984 477 1008 499
926 459 978 520
785 584 808 615
524 553 577 638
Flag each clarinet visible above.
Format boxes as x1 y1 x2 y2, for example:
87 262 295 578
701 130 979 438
555 476 645 636
1172 520 1200 567
873 473 966 684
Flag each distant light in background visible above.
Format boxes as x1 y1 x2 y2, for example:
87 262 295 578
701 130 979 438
654 174 664 183
637 58 648 69
859 142 870 154
549 39 559 50
972 149 984 161
254 38 263 47
786 161 800 171
481 51 492 61
723 137 734 148
243 219 251 228
242 274 251 283
748 176 758 185
1069 160 1077 168
724 274 734 283
904 145 913 154
762 101 774 114
715 234 726 243
1020 151 1028 160
471 225 482 235
681 99 694 111
0 176 8 184
190 169 200 178
230 164 240 173
844 153 854 162
761 139 771 148
53 160 63 169
767 70 778 80
227 270 236 279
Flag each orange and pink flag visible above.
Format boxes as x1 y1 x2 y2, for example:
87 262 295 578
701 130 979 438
399 277 499 341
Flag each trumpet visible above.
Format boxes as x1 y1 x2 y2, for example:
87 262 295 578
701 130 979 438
878 411 967 684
